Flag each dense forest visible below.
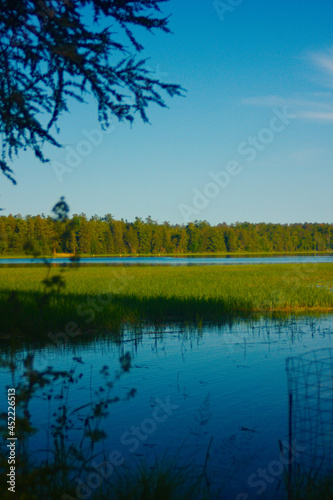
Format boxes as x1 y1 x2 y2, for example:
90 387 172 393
0 214 332 255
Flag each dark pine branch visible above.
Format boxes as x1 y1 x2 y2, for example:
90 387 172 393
0 0 183 182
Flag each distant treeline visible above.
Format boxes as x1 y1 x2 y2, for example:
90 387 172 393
0 214 332 255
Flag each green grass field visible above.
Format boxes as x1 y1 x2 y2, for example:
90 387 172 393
1 263 332 338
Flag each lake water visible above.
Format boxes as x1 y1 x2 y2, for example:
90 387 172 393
1 255 333 266
1 314 332 499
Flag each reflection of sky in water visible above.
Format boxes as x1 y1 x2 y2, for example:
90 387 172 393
1 255 333 267
1 315 332 499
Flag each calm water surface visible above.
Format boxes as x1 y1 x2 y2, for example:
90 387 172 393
1 255 333 266
1 315 332 498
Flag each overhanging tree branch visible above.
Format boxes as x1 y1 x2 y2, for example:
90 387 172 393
0 0 183 183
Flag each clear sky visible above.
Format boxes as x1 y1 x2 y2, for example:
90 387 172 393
2 0 333 225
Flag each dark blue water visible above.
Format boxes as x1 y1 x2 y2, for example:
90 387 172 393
1 315 332 498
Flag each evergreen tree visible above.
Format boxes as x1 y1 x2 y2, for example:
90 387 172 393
0 217 8 253
0 0 182 183
207 226 227 253
0 215 332 256
186 222 202 253
110 219 125 254
225 227 237 253
124 224 139 254
134 217 151 254
77 215 92 254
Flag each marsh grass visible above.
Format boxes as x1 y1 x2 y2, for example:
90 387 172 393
1 313 332 498
0 264 332 338
110 455 211 500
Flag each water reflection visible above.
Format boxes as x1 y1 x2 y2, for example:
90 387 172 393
1 315 332 499
1 255 333 267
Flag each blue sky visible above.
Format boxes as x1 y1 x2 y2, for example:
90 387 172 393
2 0 333 224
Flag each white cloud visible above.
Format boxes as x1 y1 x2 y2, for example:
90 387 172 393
310 48 333 76
242 94 333 121
298 111 333 121
242 48 333 122
242 95 289 107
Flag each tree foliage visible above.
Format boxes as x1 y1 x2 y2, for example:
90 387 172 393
0 215 332 255
0 0 182 183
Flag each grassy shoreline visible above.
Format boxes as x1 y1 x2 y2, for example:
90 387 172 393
1 263 332 339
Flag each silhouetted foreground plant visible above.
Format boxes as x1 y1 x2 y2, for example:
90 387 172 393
284 468 333 500
110 455 211 500
0 352 136 499
0 350 215 499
